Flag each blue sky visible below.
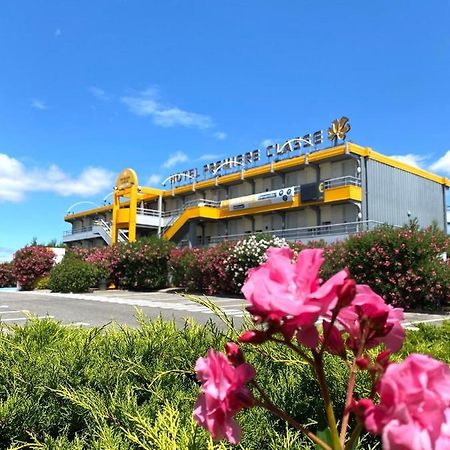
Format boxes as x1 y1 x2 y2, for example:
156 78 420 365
1 0 450 261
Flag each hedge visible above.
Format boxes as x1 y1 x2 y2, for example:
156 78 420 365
0 315 448 449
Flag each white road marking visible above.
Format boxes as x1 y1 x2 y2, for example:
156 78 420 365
403 317 446 326
1 315 54 322
63 322 90 327
17 291 247 317
0 310 24 314
0 305 9 308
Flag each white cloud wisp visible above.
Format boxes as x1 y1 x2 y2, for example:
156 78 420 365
121 89 214 129
429 150 450 176
390 153 426 168
162 151 188 169
0 153 114 203
31 99 47 110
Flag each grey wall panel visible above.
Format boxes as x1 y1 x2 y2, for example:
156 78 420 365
366 159 445 229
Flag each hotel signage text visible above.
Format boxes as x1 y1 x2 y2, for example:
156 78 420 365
168 117 350 185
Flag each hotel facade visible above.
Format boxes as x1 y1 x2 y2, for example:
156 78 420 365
63 118 450 248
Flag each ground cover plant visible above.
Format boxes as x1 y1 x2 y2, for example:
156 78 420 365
0 313 448 449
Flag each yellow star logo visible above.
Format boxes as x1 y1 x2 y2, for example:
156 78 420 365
328 116 351 142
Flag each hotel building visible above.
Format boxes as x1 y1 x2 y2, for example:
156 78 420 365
63 118 449 248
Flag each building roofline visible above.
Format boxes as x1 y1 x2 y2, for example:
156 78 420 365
64 142 449 221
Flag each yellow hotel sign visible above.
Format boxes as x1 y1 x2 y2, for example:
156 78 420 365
116 168 138 190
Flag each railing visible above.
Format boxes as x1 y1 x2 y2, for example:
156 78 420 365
63 226 93 236
208 220 387 244
161 199 222 236
323 176 361 189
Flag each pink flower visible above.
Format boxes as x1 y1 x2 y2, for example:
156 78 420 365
336 285 405 353
193 349 255 443
242 248 348 347
360 354 450 450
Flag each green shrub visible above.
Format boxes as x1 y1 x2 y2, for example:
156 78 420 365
0 313 447 449
48 255 100 293
0 262 15 287
33 275 50 290
114 237 174 291
322 222 450 310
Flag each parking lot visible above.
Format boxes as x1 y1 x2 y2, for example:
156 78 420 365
0 289 248 328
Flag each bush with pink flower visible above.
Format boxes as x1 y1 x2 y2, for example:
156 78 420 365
12 246 55 290
322 222 449 310
193 246 450 449
0 262 15 288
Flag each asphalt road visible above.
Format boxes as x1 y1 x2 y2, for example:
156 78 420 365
0 289 447 330
0 289 247 329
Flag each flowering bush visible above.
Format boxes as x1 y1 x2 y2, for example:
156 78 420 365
170 242 236 295
225 234 289 292
193 247 450 449
0 262 15 287
322 223 450 310
114 237 174 291
12 246 55 290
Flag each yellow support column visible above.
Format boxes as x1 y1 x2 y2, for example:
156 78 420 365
128 185 138 242
111 190 120 245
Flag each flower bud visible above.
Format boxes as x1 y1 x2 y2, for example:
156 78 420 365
375 350 391 370
224 342 245 366
356 356 370 369
239 330 268 344
337 278 357 308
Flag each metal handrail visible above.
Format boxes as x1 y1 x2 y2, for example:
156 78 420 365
323 176 361 189
208 220 388 244
63 226 93 236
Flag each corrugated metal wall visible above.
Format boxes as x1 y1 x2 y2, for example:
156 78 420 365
366 159 446 229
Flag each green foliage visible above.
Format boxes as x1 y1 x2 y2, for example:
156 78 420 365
321 222 450 310
0 312 447 449
33 275 50 290
12 246 55 291
0 262 15 288
48 254 100 293
114 237 174 291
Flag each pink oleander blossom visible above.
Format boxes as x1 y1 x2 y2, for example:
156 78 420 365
361 354 450 450
242 247 348 347
193 349 255 443
336 285 405 353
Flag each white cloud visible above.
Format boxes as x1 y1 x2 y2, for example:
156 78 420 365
162 151 188 169
0 153 114 203
199 153 220 161
88 86 111 101
121 89 214 129
429 150 450 176
31 99 47 110
213 131 227 140
146 174 162 185
390 153 426 168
